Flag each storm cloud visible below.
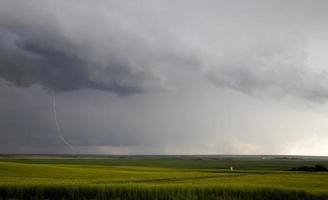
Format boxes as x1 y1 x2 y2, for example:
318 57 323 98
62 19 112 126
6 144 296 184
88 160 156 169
1 0 328 100
0 0 194 95
1 0 328 155
0 26 145 94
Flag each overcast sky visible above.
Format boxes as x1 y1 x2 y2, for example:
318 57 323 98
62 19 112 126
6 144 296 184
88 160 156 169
1 0 328 155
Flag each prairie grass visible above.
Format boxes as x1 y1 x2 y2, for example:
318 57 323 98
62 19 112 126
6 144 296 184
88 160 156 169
1 156 328 199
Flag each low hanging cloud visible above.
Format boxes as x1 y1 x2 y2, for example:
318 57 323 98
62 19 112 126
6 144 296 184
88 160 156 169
0 32 151 95
0 27 146 94
0 0 194 95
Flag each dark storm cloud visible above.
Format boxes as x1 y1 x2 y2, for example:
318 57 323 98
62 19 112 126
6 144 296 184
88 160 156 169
0 26 149 95
0 0 191 95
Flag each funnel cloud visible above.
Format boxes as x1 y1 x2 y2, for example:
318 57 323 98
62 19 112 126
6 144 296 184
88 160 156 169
1 0 328 155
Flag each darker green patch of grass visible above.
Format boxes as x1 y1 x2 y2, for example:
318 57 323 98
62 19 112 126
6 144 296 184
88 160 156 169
3 156 328 171
0 185 326 200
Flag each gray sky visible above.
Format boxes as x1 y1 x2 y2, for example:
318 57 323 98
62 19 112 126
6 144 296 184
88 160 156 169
1 0 328 155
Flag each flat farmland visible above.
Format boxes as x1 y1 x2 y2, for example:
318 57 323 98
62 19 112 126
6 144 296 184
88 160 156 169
0 156 328 199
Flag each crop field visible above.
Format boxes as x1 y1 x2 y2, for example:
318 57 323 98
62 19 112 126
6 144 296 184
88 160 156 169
0 155 328 199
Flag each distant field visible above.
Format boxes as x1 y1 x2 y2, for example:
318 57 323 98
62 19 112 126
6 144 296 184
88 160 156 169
0 155 328 199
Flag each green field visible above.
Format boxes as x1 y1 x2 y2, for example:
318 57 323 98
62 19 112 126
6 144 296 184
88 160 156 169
1 155 328 199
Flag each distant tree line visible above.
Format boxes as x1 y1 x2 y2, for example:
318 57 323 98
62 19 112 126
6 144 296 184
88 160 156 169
290 165 328 172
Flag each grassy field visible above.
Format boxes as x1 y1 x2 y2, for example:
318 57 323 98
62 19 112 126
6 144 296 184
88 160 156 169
0 155 328 199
